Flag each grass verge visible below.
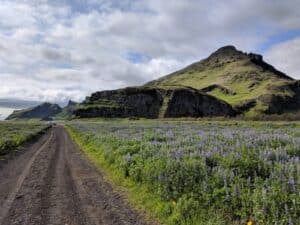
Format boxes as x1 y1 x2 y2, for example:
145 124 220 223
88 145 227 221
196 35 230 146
66 125 166 225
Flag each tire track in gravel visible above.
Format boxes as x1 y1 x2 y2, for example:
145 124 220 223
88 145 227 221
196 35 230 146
39 126 89 225
1 131 56 225
0 130 53 225
62 129 151 225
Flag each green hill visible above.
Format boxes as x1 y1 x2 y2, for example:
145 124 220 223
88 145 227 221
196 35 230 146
146 46 300 116
6 101 79 120
6 102 62 120
54 100 79 120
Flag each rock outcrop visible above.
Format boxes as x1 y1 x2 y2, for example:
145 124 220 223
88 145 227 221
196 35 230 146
75 87 163 118
259 81 300 114
165 88 236 117
74 87 237 118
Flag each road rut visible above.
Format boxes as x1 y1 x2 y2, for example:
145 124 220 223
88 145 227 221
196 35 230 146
0 126 153 225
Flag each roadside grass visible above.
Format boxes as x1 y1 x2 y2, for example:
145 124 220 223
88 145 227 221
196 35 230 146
66 121 299 225
67 123 231 225
0 121 49 157
66 125 169 224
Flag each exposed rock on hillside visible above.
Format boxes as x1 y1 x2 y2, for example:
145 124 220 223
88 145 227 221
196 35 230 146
259 81 300 114
75 87 163 118
74 87 236 118
164 88 236 117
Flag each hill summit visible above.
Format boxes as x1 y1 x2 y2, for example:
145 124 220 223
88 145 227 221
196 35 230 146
146 45 299 116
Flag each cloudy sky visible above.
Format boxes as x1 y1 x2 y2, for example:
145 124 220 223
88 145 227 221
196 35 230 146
0 0 300 104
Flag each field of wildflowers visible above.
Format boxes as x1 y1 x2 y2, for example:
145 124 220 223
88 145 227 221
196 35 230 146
0 121 49 156
68 121 299 225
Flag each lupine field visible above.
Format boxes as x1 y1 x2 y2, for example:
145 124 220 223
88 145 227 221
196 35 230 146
68 121 300 225
0 121 49 156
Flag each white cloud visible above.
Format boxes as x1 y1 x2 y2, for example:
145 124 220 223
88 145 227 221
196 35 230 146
0 0 300 104
265 37 300 79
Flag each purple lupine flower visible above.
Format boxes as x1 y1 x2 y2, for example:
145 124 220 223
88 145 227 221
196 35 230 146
288 217 294 225
233 185 239 197
223 176 228 188
289 176 296 193
247 177 251 186
225 191 230 202
285 204 289 214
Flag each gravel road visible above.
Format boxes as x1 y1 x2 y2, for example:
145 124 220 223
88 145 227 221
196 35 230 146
0 125 153 225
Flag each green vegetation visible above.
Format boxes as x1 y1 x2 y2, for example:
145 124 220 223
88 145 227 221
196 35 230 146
146 46 298 116
159 95 172 118
0 121 49 156
7 101 79 121
6 102 62 120
54 101 79 120
67 121 300 225
148 59 285 105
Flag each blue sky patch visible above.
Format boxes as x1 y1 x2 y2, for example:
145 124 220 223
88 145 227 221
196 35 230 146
126 52 149 64
258 29 300 53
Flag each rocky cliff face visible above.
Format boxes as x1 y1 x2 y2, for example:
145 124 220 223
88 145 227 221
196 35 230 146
74 87 236 118
258 81 300 114
75 87 163 118
165 88 236 117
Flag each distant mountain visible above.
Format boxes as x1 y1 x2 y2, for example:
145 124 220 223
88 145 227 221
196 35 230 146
6 101 79 120
54 100 79 119
6 102 62 120
145 45 300 116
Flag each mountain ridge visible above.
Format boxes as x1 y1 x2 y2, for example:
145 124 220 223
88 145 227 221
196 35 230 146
6 102 62 120
6 45 300 120
6 101 79 120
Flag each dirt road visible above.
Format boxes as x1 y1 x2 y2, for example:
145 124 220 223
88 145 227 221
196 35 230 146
0 126 152 225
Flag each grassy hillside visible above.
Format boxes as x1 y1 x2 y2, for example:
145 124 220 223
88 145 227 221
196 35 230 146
6 102 62 120
146 46 299 116
54 101 79 120
6 101 78 121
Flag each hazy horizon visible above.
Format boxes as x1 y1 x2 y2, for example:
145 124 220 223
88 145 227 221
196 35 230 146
0 98 42 120
0 107 18 120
